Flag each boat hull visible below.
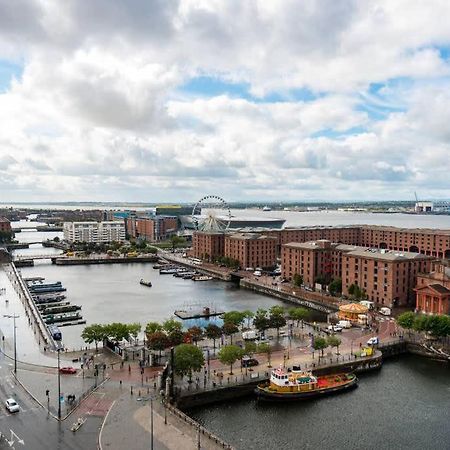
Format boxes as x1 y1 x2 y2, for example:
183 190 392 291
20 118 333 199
255 376 358 402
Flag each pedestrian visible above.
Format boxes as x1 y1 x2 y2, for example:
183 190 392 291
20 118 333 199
120 380 122 387
121 361 124 369
128 364 131 373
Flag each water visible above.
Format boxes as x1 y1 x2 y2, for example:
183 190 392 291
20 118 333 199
189 355 450 450
18 262 294 349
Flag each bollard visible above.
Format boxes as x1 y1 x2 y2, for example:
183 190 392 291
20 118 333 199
130 386 133 395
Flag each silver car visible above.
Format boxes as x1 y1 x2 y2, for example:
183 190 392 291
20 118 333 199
5 398 19 413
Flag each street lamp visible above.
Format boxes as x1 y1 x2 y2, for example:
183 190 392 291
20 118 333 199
3 314 19 374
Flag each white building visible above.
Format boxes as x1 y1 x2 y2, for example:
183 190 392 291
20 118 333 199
63 221 125 243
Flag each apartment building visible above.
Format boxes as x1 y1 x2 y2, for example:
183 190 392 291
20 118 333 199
281 239 433 307
224 233 277 269
415 262 450 315
63 221 125 243
126 216 178 242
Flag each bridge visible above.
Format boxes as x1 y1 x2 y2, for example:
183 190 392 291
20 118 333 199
12 254 66 261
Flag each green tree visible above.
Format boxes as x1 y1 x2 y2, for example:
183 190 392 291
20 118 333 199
205 323 222 349
145 322 163 334
287 307 310 327
187 326 203 346
218 345 244 375
174 344 205 382
170 235 185 252
242 310 254 328
81 324 106 352
293 273 303 287
163 318 183 334
253 309 270 334
147 331 169 357
312 336 328 359
257 342 272 367
244 341 257 357
268 306 286 337
104 323 131 343
128 323 141 343
327 335 342 355
222 322 239 344
397 311 416 335
328 278 342 296
222 311 246 328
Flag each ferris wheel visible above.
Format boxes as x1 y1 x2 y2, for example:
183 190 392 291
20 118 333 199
191 195 231 232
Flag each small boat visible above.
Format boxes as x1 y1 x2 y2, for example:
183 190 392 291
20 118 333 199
192 275 213 281
255 366 358 401
140 279 152 287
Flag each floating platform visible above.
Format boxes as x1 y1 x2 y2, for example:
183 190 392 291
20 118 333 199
174 307 224 320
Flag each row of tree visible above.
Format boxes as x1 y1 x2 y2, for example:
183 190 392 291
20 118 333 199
292 273 342 296
397 312 450 337
81 322 141 351
311 335 342 359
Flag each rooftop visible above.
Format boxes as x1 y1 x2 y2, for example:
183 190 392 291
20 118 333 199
228 233 277 241
345 247 433 261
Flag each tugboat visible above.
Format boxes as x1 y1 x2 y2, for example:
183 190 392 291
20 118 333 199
255 366 358 401
140 279 152 287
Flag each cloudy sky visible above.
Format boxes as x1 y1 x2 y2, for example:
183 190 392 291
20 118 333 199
0 0 449 203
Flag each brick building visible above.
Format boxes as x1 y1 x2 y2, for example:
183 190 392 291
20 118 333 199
191 231 225 261
126 216 178 242
0 217 12 233
224 233 277 269
415 263 450 315
282 239 433 307
265 226 450 259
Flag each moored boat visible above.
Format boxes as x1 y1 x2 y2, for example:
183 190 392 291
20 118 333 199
140 279 152 287
255 366 358 401
192 275 213 281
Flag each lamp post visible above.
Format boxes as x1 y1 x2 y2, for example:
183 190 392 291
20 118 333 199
150 397 154 450
3 314 19 374
57 348 61 420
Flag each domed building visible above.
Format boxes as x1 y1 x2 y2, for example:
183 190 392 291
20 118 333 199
338 303 368 322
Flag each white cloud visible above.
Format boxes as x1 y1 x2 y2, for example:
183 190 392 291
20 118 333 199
0 0 449 202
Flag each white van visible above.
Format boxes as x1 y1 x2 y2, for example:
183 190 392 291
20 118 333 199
380 307 391 316
253 270 262 277
337 320 352 329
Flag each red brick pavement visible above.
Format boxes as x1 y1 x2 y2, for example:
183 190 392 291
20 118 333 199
76 392 114 417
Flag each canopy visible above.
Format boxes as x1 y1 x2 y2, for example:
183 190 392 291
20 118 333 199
339 303 369 314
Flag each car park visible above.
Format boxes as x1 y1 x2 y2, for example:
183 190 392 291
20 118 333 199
60 366 77 374
5 398 19 413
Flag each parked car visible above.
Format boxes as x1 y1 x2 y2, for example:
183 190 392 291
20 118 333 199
5 398 19 413
60 367 77 374
327 325 343 333
367 337 379 346
242 356 259 367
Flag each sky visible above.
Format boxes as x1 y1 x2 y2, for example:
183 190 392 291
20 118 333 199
0 0 450 203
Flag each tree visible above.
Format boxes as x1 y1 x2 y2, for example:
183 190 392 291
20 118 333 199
222 322 239 344
163 318 183 334
128 323 141 343
168 329 185 347
242 310 254 328
312 336 328 360
397 311 416 335
170 235 185 252
244 341 257 357
81 324 106 352
257 343 272 367
53 236 60 243
269 306 286 337
187 326 203 346
104 323 131 343
147 331 169 357
253 309 270 334
327 335 342 355
145 322 163 334
329 278 342 296
174 344 205 382
287 307 310 327
222 311 246 328
293 273 303 287
218 345 244 374
205 323 222 349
